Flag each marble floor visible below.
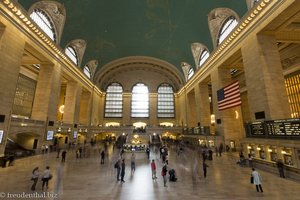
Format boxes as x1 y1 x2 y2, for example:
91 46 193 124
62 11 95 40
0 145 299 200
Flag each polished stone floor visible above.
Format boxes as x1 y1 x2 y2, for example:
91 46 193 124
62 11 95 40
0 144 299 200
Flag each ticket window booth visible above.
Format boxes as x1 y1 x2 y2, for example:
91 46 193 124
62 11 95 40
282 148 293 166
268 147 277 162
247 145 255 157
257 146 265 159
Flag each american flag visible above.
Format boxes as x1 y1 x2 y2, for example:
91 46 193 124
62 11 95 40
217 81 241 111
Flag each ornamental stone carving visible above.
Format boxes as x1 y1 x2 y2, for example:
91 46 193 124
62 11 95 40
246 0 259 10
28 1 66 45
65 39 87 67
208 8 240 49
181 62 192 82
191 43 209 69
85 60 98 81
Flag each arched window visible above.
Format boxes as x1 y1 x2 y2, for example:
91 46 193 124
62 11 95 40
217 16 238 45
199 50 210 67
157 84 174 118
105 83 123 117
131 83 149 117
30 9 56 42
187 68 194 80
65 46 78 65
83 65 91 79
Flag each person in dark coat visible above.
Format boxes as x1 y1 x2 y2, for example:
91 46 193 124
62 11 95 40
146 147 150 159
219 143 223 156
276 159 285 178
203 162 209 178
120 159 126 183
115 159 121 181
61 150 67 162
100 150 105 164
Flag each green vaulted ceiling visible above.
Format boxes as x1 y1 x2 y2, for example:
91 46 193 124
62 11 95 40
18 0 247 73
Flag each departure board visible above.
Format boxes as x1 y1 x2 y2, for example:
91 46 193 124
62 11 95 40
248 119 300 137
250 122 265 135
282 120 300 136
266 119 300 136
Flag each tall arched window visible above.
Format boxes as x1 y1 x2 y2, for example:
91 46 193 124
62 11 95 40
65 46 78 65
30 9 56 42
199 50 210 67
83 65 91 79
217 16 238 45
158 84 174 118
131 83 149 117
187 68 194 80
105 83 123 117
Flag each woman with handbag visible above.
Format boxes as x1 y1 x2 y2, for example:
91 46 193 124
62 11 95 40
42 166 52 190
31 167 39 191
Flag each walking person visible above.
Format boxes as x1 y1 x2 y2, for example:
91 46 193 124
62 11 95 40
61 150 67 162
219 143 223 157
42 166 52 190
131 153 136 174
76 148 80 159
151 159 157 179
146 147 150 160
251 168 263 193
203 162 209 178
56 147 60 158
115 159 121 181
31 167 39 191
100 150 105 164
161 164 168 187
215 146 218 157
248 154 253 167
276 159 285 178
120 159 126 183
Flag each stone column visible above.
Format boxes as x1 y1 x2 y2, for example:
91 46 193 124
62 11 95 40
31 63 62 122
265 146 271 161
63 81 82 125
178 90 188 127
122 93 131 126
187 90 196 127
241 34 290 121
0 25 25 156
79 90 92 125
149 93 158 126
89 90 101 126
98 93 105 126
211 68 245 149
194 82 211 127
